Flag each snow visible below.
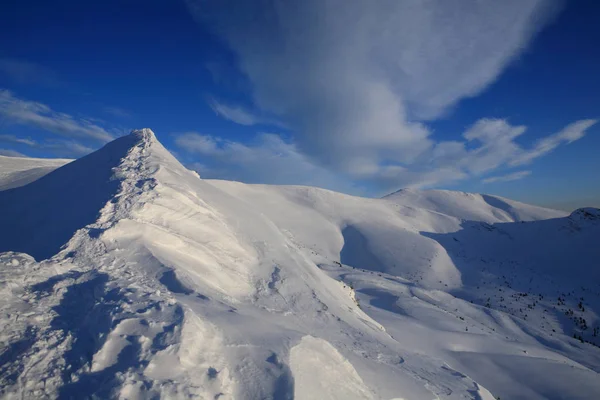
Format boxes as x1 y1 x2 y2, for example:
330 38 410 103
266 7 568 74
0 128 599 399
383 187 567 223
290 336 374 400
0 155 70 191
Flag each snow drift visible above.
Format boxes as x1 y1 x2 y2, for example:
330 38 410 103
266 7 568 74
1 129 599 400
0 155 71 191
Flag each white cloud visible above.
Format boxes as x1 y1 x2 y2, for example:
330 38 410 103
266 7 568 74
176 132 220 154
509 119 597 166
0 89 114 142
188 0 561 187
463 119 527 142
208 98 287 129
208 99 262 126
482 170 532 184
174 132 360 193
174 117 595 194
417 118 594 188
42 141 94 157
0 134 38 146
460 119 527 174
0 132 96 157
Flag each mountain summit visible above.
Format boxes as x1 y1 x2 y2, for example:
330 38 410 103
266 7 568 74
0 128 179 260
1 130 599 399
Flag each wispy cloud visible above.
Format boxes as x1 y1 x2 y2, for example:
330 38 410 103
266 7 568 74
208 98 286 128
482 170 532 184
187 0 563 191
208 99 261 126
509 119 597 166
0 134 37 146
405 118 595 189
174 132 359 193
41 141 94 157
174 117 595 194
0 132 95 157
0 89 114 142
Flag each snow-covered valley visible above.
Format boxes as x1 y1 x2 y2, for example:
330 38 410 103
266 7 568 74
1 129 599 399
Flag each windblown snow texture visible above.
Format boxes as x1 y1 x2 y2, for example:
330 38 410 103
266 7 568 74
0 155 71 191
1 129 599 400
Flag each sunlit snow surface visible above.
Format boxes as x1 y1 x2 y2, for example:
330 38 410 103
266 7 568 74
0 129 599 399
0 155 72 191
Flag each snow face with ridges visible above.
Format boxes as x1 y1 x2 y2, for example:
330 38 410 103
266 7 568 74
0 129 599 399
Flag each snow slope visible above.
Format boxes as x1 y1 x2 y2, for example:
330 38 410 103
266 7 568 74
383 188 566 223
0 155 71 191
1 129 599 400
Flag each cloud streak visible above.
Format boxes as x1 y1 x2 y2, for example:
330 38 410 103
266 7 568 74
0 134 37 146
0 90 114 142
175 117 595 194
482 170 532 184
208 99 262 126
410 118 596 189
208 98 287 129
0 132 95 157
509 119 597 166
174 132 359 193
188 0 564 191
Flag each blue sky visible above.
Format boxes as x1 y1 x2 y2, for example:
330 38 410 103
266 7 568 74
0 0 598 210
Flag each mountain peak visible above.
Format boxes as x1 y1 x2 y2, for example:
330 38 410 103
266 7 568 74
570 207 600 222
0 128 185 260
130 128 157 142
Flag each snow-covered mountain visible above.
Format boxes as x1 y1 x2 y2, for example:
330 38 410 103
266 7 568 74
383 188 566 223
1 129 599 400
0 155 71 191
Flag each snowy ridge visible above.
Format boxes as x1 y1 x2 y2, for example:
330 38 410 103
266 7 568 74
383 188 566 223
0 155 71 191
1 129 599 399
